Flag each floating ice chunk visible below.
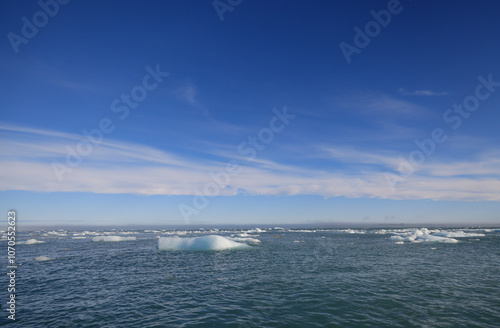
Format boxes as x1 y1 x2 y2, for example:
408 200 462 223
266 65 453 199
158 235 251 251
433 231 485 238
246 228 264 233
389 235 416 242
416 235 458 243
18 239 45 245
92 236 137 242
338 229 365 234
48 231 67 236
35 256 53 262
388 228 460 243
394 241 404 245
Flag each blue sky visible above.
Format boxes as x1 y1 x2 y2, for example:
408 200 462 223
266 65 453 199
1 0 499 226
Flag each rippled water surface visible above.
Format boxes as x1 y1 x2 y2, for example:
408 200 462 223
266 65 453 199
1 227 499 327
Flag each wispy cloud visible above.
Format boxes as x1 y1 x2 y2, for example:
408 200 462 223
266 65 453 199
420 155 500 177
174 83 197 104
398 88 448 96
320 147 400 169
0 123 499 201
336 93 427 116
171 82 211 117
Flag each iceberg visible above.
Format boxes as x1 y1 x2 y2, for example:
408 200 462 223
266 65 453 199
389 228 459 243
158 235 251 251
18 239 45 245
35 256 53 262
433 231 485 238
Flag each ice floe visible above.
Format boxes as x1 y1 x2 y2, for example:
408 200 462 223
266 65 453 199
158 235 251 251
246 228 264 233
433 231 485 238
18 239 45 245
389 228 459 243
35 256 53 262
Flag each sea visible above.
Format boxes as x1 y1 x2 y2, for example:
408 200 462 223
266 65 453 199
1 226 499 327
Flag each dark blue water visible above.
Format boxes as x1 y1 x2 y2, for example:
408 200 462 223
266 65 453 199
1 227 499 327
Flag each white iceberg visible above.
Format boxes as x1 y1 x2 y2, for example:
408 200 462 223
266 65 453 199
18 239 45 245
92 236 137 242
35 256 53 262
158 235 251 251
389 228 458 243
433 231 485 238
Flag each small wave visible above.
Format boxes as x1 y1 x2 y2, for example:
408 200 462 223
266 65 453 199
228 236 261 244
92 236 137 242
